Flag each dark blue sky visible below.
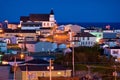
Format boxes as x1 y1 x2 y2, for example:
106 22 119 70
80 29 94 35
0 0 120 23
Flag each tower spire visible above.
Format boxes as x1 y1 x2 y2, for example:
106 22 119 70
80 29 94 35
50 8 54 15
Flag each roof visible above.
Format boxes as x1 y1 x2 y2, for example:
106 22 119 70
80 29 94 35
109 46 120 49
20 16 29 22
36 35 45 38
103 33 117 39
4 29 36 33
40 27 52 29
19 41 38 44
19 64 70 71
74 32 96 37
21 59 49 64
20 14 49 22
30 14 49 21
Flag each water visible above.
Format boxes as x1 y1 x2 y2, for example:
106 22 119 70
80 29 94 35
58 22 120 29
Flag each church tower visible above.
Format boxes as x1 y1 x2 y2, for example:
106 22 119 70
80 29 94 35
49 9 55 22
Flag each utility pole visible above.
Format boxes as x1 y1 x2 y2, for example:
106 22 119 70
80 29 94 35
114 65 117 80
48 59 52 80
72 43 75 77
26 63 28 80
47 59 54 80
14 57 16 80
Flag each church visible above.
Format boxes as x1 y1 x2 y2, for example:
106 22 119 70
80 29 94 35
20 9 56 30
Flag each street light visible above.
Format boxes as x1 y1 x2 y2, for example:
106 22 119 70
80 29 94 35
14 56 17 80
47 59 54 80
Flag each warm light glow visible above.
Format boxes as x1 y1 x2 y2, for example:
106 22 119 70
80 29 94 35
19 34 23 36
20 54 24 59
96 38 100 42
18 24 21 28
2 61 8 64
0 29 3 33
57 72 61 75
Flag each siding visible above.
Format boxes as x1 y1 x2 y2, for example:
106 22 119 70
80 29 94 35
0 66 10 80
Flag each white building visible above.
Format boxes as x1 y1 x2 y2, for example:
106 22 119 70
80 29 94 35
18 41 57 52
72 32 96 47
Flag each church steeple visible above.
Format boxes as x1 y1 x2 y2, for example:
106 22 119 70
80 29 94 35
49 8 55 22
50 9 54 15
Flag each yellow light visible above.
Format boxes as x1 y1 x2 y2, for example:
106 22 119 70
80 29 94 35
57 72 61 75
0 29 3 33
20 54 24 59
2 61 8 65
18 24 21 28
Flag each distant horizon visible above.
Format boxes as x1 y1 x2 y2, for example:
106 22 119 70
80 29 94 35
1 20 120 24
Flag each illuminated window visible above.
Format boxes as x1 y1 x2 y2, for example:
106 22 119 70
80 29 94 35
57 72 61 75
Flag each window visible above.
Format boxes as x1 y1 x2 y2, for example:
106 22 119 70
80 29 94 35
83 37 84 40
44 23 46 26
99 34 101 37
86 42 87 45
76 37 78 40
87 37 89 40
113 50 118 54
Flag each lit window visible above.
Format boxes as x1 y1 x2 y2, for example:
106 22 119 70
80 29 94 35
57 72 61 75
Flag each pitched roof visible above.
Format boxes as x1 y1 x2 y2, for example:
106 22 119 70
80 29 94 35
30 14 49 21
20 16 29 22
19 64 70 71
40 27 51 29
4 29 36 33
109 46 120 49
19 41 38 44
21 59 49 64
74 32 96 37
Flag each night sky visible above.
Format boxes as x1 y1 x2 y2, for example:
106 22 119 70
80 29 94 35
0 0 120 23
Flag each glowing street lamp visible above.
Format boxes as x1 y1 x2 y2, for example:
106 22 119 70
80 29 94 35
20 53 24 59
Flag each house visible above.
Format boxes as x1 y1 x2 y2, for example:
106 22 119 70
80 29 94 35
103 32 117 39
83 28 103 43
104 47 120 60
0 41 7 53
72 32 96 47
0 29 36 44
15 59 71 80
18 41 57 52
36 27 52 37
0 65 10 80
16 64 71 80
